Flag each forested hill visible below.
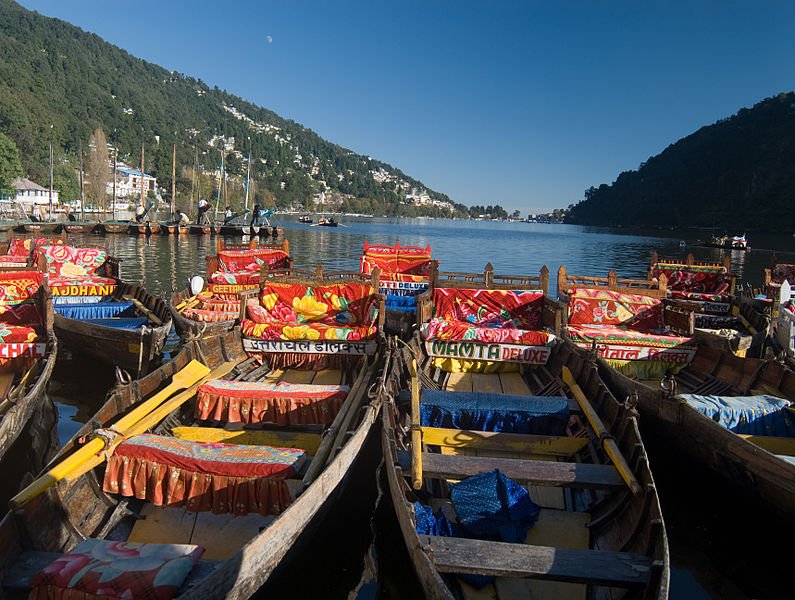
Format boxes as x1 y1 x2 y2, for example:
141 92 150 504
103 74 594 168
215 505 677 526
567 92 795 231
0 0 463 216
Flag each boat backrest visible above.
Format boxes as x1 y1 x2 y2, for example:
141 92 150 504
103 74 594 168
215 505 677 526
649 252 733 296
6 237 64 257
360 242 436 278
0 271 44 306
34 245 108 278
431 287 546 331
565 287 665 332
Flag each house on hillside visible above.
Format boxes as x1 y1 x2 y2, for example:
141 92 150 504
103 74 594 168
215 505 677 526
106 166 158 199
0 177 60 207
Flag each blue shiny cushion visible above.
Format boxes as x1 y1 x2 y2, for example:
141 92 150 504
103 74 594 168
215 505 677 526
82 317 149 330
55 301 135 320
420 390 569 435
679 394 795 436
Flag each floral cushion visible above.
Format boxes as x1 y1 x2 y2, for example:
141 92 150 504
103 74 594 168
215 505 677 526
182 308 239 323
422 317 554 346
568 288 663 331
217 248 289 272
0 271 43 305
0 322 39 344
35 245 107 278
241 319 377 341
652 264 729 295
29 538 203 600
433 288 544 330
360 243 434 277
48 276 117 298
209 271 260 286
669 289 729 302
7 237 63 257
259 281 378 327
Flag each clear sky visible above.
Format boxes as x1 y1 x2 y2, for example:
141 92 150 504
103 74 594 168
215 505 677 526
17 0 795 214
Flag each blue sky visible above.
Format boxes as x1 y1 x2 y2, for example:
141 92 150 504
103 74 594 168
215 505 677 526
19 1 795 213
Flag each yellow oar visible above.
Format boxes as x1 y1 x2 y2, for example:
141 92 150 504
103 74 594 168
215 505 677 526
408 359 423 490
731 304 757 334
66 361 237 481
174 295 197 312
9 360 211 508
561 366 642 495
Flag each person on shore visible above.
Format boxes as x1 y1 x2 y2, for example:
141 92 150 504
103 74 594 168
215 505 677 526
250 203 261 226
224 206 234 224
197 198 209 224
66 206 77 222
134 205 145 223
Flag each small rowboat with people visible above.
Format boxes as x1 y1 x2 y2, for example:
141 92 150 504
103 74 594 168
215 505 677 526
0 270 58 491
702 233 751 251
380 265 669 599
1 268 385 599
649 252 768 356
359 241 439 337
33 243 172 377
170 238 292 339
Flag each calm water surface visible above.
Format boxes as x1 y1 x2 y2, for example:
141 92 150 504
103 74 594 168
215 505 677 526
6 218 795 599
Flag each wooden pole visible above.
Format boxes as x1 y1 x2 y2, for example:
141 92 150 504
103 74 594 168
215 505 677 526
409 358 423 490
140 138 145 209
171 141 176 221
561 366 641 495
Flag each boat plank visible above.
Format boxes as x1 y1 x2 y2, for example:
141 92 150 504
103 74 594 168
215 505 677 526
190 512 276 561
279 369 315 384
498 372 531 396
446 371 473 392
471 373 502 394
312 369 343 385
128 504 197 546
421 427 588 457
421 453 624 489
172 426 322 454
421 536 652 587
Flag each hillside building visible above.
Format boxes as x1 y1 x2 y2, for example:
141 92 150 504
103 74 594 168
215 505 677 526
106 166 157 199
1 177 60 207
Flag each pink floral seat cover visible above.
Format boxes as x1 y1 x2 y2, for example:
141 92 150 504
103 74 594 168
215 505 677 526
421 287 554 346
566 288 696 374
0 271 45 368
0 237 64 267
29 538 203 600
651 263 731 302
34 245 116 298
241 280 379 342
216 248 289 272
208 270 260 286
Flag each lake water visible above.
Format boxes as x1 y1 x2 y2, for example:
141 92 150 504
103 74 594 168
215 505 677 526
6 217 795 599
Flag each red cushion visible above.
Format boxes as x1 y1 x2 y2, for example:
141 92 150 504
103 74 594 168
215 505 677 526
241 319 377 341
423 317 553 346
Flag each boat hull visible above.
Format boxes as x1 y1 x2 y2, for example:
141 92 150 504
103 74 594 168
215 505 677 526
599 358 795 524
169 288 237 339
53 283 172 376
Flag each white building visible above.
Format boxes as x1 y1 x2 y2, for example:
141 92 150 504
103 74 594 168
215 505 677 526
3 177 60 207
106 166 157 199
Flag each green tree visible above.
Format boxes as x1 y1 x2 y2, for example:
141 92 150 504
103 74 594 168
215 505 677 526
0 131 23 196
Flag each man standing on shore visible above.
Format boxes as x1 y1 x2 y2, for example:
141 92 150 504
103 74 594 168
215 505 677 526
197 198 209 224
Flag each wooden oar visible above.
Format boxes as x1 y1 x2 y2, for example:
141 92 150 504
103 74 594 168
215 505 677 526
9 360 211 508
122 295 163 326
66 361 238 482
561 366 642 495
408 358 423 490
174 295 198 312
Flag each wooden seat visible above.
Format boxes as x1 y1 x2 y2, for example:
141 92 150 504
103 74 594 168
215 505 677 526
421 427 588 457
421 452 624 490
420 536 653 588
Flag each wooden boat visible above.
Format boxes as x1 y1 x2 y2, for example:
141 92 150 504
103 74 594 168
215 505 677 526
33 244 172 377
599 344 795 525
314 217 338 227
380 267 669 599
148 222 161 235
702 233 750 251
763 258 795 302
190 224 212 235
1 275 384 598
0 233 65 272
60 221 97 234
160 223 177 235
128 222 148 235
15 221 61 234
96 221 130 234
170 238 292 339
0 271 58 471
649 252 767 356
359 241 439 337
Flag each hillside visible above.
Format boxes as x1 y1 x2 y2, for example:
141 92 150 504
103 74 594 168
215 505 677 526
0 0 464 216
567 92 795 231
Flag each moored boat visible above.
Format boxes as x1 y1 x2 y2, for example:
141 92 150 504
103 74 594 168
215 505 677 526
359 241 439 336
1 273 384 599
170 238 292 339
15 221 61 234
0 271 57 477
190 223 211 235
33 243 172 376
702 233 751 251
380 268 669 599
95 220 130 234
599 343 795 525
60 221 97 234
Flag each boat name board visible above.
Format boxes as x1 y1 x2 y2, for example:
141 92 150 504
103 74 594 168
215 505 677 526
0 342 47 358
51 284 117 297
575 342 695 364
425 340 551 365
243 338 376 355
378 280 428 292
208 283 259 294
